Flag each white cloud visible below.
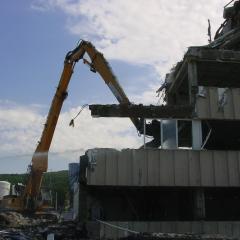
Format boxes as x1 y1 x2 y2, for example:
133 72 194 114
1 2 229 172
0 102 142 173
31 0 228 104
32 0 227 76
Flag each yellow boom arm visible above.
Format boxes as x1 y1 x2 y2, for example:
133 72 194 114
24 40 140 210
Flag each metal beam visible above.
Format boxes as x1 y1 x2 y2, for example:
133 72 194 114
89 104 193 119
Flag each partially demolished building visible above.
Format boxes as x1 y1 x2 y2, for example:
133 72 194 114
76 1 240 238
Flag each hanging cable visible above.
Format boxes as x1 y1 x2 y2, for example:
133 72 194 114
69 104 89 127
96 219 139 235
201 121 212 149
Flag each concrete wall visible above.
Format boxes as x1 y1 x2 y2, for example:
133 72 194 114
86 149 240 187
73 182 79 220
196 87 240 119
99 221 240 239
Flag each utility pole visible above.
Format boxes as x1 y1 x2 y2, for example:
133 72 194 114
208 19 212 43
55 192 58 211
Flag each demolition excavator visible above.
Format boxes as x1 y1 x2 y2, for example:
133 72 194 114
1 40 154 212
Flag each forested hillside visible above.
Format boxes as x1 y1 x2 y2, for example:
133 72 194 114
0 170 69 207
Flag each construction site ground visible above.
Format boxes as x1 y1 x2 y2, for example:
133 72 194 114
0 211 88 240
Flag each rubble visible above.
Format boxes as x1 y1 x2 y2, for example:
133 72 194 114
120 233 237 240
0 230 31 240
0 211 54 228
0 212 32 227
0 211 90 240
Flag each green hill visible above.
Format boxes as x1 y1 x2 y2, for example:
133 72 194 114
0 170 69 207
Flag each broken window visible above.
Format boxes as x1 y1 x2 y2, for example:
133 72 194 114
178 120 192 148
143 119 203 150
201 120 240 150
161 120 178 149
161 119 202 150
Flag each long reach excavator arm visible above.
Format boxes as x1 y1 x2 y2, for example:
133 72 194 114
23 40 141 210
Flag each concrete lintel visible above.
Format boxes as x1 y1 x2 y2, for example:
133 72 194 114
187 47 240 62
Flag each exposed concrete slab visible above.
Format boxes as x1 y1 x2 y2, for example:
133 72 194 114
89 104 193 119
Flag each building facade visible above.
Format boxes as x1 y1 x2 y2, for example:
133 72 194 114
76 2 240 238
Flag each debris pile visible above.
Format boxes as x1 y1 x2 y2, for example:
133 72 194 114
0 211 55 228
120 233 237 240
0 212 33 227
0 212 89 240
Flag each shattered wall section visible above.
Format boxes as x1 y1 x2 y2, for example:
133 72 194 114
196 87 240 119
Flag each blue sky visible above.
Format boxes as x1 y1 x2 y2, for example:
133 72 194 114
0 1 157 107
1 1 68 104
0 0 227 173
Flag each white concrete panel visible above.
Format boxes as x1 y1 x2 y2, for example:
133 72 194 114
213 151 229 186
176 222 192 233
218 222 233 237
202 222 218 234
232 222 240 239
133 222 148 233
132 149 148 186
191 221 203 233
147 149 160 186
174 150 189 186
86 149 240 187
228 151 240 186
196 87 240 120
159 150 175 186
148 222 161 233
95 152 106 185
160 222 177 233
189 151 201 186
200 151 215 186
105 150 118 186
118 149 133 186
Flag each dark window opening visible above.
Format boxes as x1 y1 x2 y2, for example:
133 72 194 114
178 120 192 148
202 120 240 150
84 187 240 221
87 187 194 221
205 188 240 220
